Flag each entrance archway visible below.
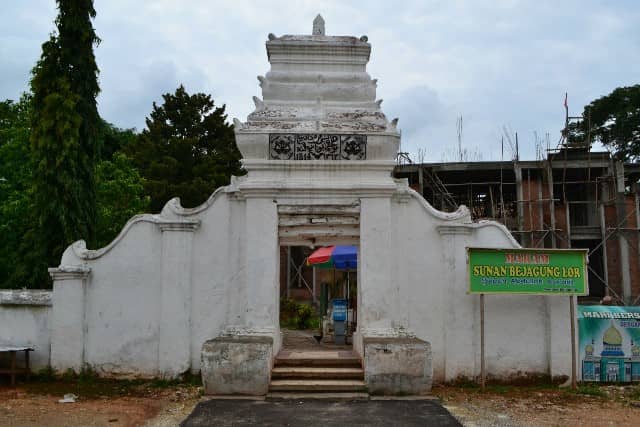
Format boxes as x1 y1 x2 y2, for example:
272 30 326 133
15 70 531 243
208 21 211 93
277 202 360 349
279 244 358 348
269 203 365 394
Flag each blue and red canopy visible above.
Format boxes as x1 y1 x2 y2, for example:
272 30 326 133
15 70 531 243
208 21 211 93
306 245 357 270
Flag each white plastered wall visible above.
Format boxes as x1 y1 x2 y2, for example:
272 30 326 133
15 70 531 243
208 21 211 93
391 190 571 382
44 182 572 381
0 291 51 369
50 189 255 377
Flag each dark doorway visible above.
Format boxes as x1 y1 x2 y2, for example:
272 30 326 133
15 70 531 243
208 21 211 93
572 239 605 301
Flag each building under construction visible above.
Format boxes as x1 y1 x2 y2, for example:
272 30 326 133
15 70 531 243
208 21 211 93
394 148 640 305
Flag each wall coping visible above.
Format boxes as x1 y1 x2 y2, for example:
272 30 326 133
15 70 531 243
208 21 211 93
362 336 429 346
436 224 474 236
48 265 91 281
67 217 201 261
436 220 521 247
207 335 273 345
157 220 201 232
0 289 52 306
409 189 471 222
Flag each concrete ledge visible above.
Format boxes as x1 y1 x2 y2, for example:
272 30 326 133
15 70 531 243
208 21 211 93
369 395 438 401
0 290 52 306
363 336 432 395
201 335 273 396
205 395 266 401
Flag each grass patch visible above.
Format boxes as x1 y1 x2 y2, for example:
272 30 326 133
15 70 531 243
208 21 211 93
22 377 144 399
450 378 480 389
5 366 202 399
32 367 57 382
447 374 557 393
185 372 203 386
150 372 202 388
626 386 640 400
486 384 513 394
526 381 560 391
573 384 608 398
150 378 181 388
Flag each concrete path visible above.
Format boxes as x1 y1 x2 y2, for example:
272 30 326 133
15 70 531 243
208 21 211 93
281 328 353 351
180 399 462 426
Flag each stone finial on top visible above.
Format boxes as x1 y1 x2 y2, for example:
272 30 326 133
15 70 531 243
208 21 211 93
312 14 325 35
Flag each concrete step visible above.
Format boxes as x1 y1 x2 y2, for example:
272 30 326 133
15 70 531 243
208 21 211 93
269 379 367 392
266 392 369 401
271 366 364 380
274 356 361 368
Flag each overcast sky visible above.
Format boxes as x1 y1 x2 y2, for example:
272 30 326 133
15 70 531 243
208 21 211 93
2 0 639 161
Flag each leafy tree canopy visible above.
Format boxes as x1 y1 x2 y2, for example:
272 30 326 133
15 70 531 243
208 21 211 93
0 96 149 288
25 0 101 287
0 94 32 189
100 119 136 161
1 94 31 146
0 95 32 286
578 85 640 161
95 152 149 248
126 85 244 212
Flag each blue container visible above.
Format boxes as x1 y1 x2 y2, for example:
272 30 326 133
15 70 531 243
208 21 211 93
332 298 347 322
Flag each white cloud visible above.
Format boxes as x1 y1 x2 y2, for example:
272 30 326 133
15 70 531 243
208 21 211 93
2 0 639 160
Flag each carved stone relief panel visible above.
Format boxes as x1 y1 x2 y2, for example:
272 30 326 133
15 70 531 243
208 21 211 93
269 134 367 160
269 134 295 160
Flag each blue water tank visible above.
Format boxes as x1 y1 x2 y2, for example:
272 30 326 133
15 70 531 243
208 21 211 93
332 298 347 322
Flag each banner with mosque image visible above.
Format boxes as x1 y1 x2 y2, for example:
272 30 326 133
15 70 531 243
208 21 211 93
578 305 640 382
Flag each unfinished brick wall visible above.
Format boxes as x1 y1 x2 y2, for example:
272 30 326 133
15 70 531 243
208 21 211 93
604 205 622 299
553 204 569 249
521 176 547 247
625 198 640 299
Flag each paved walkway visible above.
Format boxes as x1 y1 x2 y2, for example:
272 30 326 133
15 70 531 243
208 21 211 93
277 329 360 367
180 399 462 427
183 330 459 426
281 328 353 351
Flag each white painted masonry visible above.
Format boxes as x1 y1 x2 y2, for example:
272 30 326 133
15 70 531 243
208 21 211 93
0 18 573 384
0 290 51 369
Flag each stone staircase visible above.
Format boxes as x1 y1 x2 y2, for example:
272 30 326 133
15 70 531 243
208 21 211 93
267 350 368 399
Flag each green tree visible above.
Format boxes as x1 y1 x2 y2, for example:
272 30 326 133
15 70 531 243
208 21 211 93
579 85 640 161
100 120 136 161
0 106 149 287
95 153 149 248
0 94 32 152
27 0 101 285
0 95 32 287
126 85 244 212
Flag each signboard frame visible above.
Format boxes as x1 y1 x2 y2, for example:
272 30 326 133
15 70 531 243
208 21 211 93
467 247 589 296
466 246 590 390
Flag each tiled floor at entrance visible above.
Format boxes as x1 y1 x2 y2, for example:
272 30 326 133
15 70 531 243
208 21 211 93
280 328 353 351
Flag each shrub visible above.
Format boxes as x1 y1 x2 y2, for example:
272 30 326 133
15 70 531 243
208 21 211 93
296 303 315 329
280 298 318 330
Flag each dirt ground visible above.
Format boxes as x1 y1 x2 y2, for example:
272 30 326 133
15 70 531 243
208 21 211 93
434 383 640 427
0 376 202 427
2 376 640 427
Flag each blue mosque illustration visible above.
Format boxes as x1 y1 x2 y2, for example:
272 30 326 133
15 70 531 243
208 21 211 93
582 323 640 382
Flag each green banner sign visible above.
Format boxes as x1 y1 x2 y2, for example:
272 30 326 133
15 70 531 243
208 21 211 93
467 247 588 295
